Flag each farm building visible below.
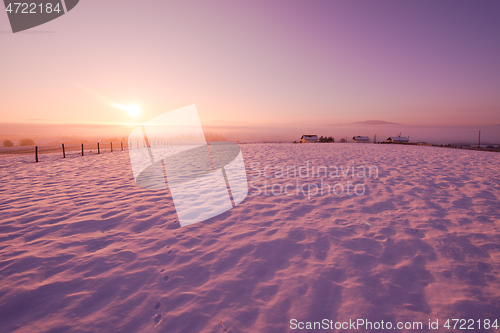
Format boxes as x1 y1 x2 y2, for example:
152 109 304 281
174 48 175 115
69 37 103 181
353 136 370 143
387 136 409 143
301 135 319 143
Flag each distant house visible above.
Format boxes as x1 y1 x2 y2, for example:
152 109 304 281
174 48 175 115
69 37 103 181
387 136 409 144
353 136 370 143
301 135 318 143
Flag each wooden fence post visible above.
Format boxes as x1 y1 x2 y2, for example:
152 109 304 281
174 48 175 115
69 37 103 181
97 142 100 154
81 143 84 156
62 143 65 158
35 146 38 163
121 142 123 151
111 142 113 152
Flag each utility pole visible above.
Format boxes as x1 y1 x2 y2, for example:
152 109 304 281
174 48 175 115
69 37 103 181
478 130 481 150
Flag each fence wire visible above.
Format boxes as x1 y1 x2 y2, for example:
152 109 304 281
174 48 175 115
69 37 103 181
0 142 130 158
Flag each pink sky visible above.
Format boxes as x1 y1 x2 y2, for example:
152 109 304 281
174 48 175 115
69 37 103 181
1 0 500 137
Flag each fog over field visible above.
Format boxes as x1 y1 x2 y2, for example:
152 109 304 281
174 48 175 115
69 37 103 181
1 122 499 146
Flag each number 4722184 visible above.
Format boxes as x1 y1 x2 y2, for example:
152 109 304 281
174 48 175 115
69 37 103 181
5 3 62 14
444 319 498 330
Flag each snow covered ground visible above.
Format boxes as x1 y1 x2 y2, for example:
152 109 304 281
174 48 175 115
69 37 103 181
0 144 499 333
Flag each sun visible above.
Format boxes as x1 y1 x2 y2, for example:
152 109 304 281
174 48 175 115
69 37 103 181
111 103 142 118
126 104 141 117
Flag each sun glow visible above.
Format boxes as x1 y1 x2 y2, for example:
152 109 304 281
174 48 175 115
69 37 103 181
112 103 142 117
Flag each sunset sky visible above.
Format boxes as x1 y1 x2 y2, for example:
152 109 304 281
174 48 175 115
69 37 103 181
1 0 500 141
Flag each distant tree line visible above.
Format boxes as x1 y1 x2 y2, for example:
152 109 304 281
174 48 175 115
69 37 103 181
318 136 334 143
2 139 36 147
3 140 13 147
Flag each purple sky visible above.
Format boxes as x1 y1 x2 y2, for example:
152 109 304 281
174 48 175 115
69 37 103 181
1 0 500 137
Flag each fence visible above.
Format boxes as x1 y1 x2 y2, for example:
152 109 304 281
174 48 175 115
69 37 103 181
0 140 225 162
0 142 130 162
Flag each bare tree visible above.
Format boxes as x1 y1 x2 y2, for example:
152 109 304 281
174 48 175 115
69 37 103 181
19 138 35 146
3 140 14 147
